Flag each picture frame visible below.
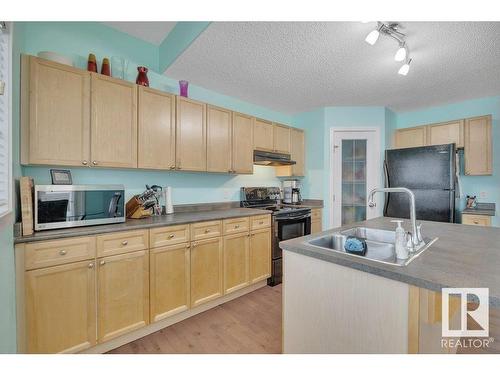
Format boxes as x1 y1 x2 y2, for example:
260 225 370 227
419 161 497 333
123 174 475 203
50 169 73 185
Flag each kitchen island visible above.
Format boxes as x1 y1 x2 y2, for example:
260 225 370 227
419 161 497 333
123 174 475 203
280 217 500 354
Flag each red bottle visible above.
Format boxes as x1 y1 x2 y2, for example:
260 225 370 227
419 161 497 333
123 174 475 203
87 53 98 73
101 57 111 76
136 66 149 87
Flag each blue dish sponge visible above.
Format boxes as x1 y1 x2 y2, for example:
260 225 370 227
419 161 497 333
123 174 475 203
344 236 367 256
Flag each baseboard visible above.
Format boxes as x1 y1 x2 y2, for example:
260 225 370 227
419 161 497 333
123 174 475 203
81 280 268 354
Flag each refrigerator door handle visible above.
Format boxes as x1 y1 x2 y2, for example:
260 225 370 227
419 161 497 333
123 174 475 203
383 160 390 216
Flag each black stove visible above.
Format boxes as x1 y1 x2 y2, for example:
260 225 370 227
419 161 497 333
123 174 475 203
241 187 312 286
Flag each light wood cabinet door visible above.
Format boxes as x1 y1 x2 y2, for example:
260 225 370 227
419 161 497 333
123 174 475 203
232 112 254 174
311 220 322 234
464 115 492 175
275 128 305 177
254 118 274 151
150 243 190 322
207 105 232 173
273 123 291 154
91 74 138 168
190 237 223 307
25 260 96 353
427 120 464 148
249 228 271 284
395 126 427 149
223 232 250 294
176 96 207 171
97 250 149 343
22 55 91 167
138 87 176 170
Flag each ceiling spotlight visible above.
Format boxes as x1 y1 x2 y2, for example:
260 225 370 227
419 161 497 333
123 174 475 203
394 44 407 62
365 29 380 45
398 59 412 76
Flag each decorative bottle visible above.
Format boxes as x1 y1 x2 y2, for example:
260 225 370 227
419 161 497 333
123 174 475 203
136 66 149 87
87 53 98 73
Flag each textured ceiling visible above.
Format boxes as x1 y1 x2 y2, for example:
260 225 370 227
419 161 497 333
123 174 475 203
103 22 176 45
165 22 500 113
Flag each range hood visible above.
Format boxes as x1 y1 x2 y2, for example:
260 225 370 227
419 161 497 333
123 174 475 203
253 150 296 166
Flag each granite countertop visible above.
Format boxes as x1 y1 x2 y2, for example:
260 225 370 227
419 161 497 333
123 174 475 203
462 202 496 216
15 208 270 244
280 216 500 306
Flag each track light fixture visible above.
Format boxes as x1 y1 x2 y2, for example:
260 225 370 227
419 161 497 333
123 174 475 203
364 22 413 75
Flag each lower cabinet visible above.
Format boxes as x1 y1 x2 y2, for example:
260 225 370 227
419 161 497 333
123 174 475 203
223 232 250 294
462 213 491 227
150 243 191 322
25 260 96 354
97 250 149 343
249 228 271 283
190 237 223 308
311 208 323 234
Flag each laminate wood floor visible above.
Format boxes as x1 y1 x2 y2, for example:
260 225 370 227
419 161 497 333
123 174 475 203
108 284 282 354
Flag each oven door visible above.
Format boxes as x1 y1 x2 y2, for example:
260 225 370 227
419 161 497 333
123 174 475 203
273 214 312 259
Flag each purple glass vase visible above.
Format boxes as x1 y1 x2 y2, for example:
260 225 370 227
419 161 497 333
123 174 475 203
179 80 189 97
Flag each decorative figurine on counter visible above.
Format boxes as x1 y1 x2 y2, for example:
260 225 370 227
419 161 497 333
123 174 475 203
466 195 477 208
87 53 98 73
101 57 111 76
136 66 149 87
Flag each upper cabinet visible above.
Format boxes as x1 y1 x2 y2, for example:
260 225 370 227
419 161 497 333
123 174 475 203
91 74 138 168
138 87 176 170
207 105 232 173
254 119 274 151
20 54 306 176
21 55 91 166
276 128 305 177
176 97 207 172
394 126 427 149
464 115 492 175
232 113 254 174
427 120 464 148
273 123 291 154
394 115 492 176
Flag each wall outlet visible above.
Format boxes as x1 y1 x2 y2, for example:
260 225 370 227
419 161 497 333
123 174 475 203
480 191 487 199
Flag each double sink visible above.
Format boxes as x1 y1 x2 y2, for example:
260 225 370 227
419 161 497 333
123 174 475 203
308 226 438 266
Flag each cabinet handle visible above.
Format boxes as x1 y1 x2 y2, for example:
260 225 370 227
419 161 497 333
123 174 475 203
474 221 479 224
59 250 67 256
169 165 175 170
192 242 197 248
82 160 88 166
247 234 250 237
235 225 240 229
92 161 98 166
259 221 264 225
88 262 94 269
205 229 211 233
100 260 105 266
186 244 191 248
168 234 175 239
121 240 128 246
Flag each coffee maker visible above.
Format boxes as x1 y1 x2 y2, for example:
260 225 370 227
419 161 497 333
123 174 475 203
282 180 302 204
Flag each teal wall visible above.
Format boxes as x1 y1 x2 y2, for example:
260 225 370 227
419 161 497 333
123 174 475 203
0 219 16 353
395 96 500 226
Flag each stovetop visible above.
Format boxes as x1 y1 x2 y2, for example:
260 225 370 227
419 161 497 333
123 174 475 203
240 187 311 217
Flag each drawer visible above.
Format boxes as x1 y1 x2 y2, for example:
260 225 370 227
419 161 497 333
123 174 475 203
150 224 190 248
462 214 491 227
191 220 222 241
25 236 96 270
223 217 250 235
97 230 149 257
311 208 322 220
250 214 271 230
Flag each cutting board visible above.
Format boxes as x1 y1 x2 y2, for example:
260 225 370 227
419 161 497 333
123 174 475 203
20 176 34 236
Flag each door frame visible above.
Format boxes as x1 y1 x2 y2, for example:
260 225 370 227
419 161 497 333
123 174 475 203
329 127 382 228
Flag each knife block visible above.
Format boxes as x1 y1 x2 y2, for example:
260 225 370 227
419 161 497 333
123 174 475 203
126 195 152 219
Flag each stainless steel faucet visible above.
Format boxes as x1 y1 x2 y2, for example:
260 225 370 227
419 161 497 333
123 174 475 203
368 187 422 249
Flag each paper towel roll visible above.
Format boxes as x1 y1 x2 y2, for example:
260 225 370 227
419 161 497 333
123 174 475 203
164 186 174 214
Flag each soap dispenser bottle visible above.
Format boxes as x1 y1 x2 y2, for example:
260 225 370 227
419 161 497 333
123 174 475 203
391 220 409 260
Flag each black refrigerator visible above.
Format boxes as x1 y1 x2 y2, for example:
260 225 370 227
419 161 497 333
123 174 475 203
384 144 456 223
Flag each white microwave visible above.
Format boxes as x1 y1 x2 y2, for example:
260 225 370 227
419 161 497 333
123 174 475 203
34 185 125 231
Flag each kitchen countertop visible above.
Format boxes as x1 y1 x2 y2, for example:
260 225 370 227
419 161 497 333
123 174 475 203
15 208 270 244
462 202 496 216
280 216 500 306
